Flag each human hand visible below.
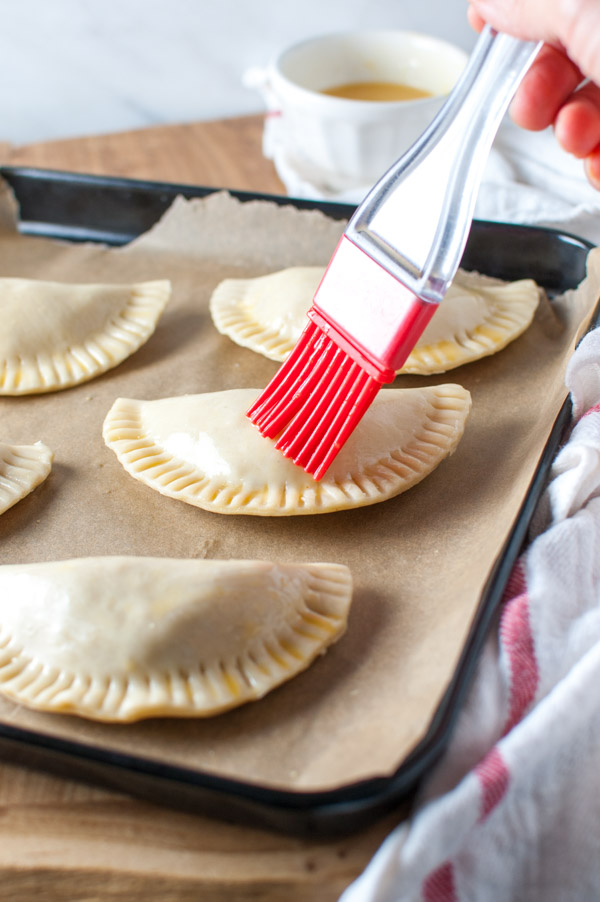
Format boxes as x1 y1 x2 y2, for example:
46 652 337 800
468 0 600 188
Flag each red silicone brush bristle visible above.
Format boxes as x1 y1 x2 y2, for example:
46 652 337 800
247 319 384 481
247 235 438 481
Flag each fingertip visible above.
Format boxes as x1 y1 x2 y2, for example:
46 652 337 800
509 74 555 131
509 46 583 132
509 93 551 132
585 150 600 191
467 5 486 33
555 97 600 158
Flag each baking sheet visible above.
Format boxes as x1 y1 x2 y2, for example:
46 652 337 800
0 175 598 807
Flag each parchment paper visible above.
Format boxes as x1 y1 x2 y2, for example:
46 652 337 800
0 180 598 792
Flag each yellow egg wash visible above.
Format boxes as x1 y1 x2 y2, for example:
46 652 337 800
321 81 432 102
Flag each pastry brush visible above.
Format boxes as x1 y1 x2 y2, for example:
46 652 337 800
248 26 541 479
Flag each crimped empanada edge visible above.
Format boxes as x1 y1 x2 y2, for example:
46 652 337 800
102 386 471 516
210 278 293 362
0 559 352 722
400 281 541 375
0 279 171 395
0 440 54 514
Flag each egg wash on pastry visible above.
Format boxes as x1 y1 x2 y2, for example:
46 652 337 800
0 277 171 394
103 385 471 516
0 440 53 515
209 265 540 374
0 556 352 722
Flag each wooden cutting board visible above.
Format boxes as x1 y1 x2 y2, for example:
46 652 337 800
0 115 285 194
0 116 407 901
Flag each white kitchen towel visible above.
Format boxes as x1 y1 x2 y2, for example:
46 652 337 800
477 121 600 246
245 62 600 901
338 329 600 902
250 79 600 246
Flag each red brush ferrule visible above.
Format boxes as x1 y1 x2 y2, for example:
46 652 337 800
311 235 438 374
306 308 395 383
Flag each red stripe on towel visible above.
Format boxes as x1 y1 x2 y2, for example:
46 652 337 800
501 557 527 602
422 861 457 902
582 402 600 418
475 746 510 821
500 563 539 734
420 559 535 901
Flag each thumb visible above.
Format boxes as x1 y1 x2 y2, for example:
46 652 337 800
585 150 600 191
468 0 564 43
470 0 600 85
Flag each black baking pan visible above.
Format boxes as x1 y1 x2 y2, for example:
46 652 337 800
0 166 595 837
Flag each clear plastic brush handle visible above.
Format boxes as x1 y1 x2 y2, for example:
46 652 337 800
346 26 542 304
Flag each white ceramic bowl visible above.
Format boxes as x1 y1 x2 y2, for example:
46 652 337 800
267 31 468 185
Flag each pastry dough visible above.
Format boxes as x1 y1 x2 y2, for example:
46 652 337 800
0 556 352 722
210 266 322 362
103 385 471 515
0 441 53 514
403 269 541 374
209 265 540 373
0 277 171 394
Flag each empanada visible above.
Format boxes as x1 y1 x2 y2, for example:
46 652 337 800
0 440 53 514
209 265 540 373
210 266 322 362
103 385 471 515
0 556 352 722
403 269 541 374
0 277 171 394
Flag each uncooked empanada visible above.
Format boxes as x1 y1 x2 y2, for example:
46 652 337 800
0 556 352 721
209 265 540 373
210 266 322 362
402 269 541 374
103 385 471 516
0 440 53 514
0 277 171 394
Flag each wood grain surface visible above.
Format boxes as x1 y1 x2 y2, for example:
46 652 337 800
0 762 402 901
0 115 406 901
0 116 285 194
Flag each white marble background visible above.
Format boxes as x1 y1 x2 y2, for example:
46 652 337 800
0 0 476 145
